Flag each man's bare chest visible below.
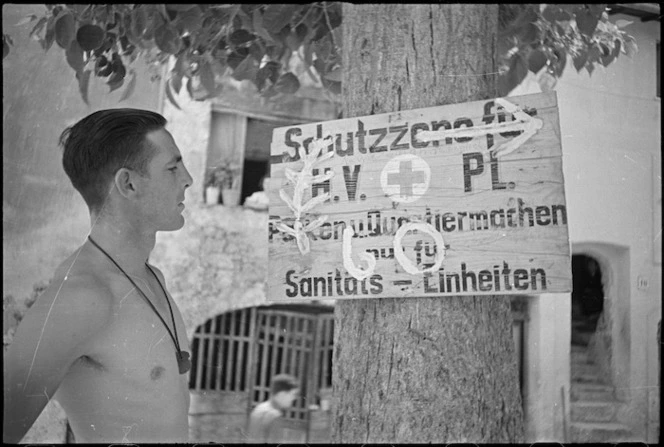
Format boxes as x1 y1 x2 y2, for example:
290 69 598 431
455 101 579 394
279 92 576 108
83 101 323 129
80 284 188 383
55 294 190 443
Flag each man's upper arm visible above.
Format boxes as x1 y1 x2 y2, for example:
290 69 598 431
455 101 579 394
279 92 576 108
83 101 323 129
3 278 111 443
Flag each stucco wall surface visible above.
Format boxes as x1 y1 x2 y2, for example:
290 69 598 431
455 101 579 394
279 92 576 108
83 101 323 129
557 17 661 441
514 15 661 442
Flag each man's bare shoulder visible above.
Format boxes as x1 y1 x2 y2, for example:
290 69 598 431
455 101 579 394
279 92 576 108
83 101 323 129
5 253 116 368
3 251 120 444
5 250 117 384
251 401 281 419
33 253 115 323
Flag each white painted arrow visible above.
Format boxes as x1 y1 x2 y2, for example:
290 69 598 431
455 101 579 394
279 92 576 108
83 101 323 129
415 98 543 158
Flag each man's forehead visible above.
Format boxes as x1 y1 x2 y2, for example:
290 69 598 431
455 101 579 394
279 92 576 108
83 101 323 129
145 128 181 160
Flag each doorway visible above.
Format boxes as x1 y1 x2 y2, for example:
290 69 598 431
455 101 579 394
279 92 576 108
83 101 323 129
571 254 604 346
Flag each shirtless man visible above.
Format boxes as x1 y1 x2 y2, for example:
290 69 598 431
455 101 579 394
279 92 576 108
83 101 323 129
3 109 194 443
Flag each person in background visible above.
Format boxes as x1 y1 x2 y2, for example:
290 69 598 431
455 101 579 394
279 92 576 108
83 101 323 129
246 373 300 442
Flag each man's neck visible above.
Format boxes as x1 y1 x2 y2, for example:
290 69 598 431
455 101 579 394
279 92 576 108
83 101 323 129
88 215 156 276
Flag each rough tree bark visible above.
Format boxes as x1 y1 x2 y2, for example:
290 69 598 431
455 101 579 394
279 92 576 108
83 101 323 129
332 4 524 443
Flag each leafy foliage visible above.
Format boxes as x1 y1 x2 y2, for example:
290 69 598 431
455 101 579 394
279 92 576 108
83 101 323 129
6 4 635 104
8 4 341 106
497 4 636 94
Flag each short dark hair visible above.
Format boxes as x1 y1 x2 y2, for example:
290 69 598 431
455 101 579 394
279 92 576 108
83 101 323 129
270 374 299 395
59 108 167 213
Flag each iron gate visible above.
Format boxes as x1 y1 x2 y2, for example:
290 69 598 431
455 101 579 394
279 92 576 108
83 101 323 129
188 300 524 442
188 304 334 441
249 306 334 421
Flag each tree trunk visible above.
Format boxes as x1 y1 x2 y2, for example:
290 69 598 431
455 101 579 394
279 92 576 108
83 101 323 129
332 4 524 443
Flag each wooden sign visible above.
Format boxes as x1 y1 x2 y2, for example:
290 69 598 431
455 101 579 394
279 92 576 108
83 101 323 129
267 92 571 301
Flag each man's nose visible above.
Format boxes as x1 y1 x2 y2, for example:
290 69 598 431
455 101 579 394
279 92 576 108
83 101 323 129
183 165 194 188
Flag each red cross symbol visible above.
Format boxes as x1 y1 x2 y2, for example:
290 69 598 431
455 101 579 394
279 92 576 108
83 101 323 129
387 160 426 197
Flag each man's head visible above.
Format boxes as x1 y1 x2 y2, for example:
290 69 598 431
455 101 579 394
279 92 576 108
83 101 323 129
270 374 299 410
60 108 167 215
260 175 270 192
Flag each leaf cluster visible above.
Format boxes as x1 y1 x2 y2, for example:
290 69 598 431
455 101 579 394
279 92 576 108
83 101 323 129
497 4 636 95
11 4 342 107
8 4 636 104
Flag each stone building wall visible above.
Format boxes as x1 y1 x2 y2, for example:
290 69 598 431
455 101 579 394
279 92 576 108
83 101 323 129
153 205 274 339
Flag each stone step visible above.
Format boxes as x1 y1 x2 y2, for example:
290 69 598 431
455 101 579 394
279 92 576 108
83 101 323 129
571 363 607 384
571 358 594 369
571 331 593 345
571 401 617 423
571 350 592 363
571 344 588 353
571 362 600 376
572 372 605 384
570 422 634 443
571 383 615 402
571 352 592 361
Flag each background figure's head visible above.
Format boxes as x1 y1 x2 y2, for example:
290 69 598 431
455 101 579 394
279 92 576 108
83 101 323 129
60 108 166 215
260 174 270 192
270 374 299 410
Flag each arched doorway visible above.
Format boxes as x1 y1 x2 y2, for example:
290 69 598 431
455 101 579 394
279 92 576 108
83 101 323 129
568 247 635 442
571 254 604 346
187 303 334 443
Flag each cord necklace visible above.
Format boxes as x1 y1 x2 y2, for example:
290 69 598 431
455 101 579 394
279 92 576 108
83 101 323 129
88 236 191 374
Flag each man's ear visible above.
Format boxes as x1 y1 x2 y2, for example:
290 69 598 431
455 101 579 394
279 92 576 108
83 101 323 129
114 168 137 199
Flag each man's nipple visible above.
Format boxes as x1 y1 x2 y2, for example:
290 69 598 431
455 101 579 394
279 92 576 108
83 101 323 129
150 365 166 380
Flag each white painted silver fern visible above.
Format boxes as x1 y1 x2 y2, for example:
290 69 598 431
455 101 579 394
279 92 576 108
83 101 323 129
275 135 335 254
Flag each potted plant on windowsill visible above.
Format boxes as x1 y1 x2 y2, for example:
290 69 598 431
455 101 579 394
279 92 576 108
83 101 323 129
204 159 242 206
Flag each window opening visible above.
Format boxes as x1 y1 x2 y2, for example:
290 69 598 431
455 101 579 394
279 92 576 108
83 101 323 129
241 118 283 204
